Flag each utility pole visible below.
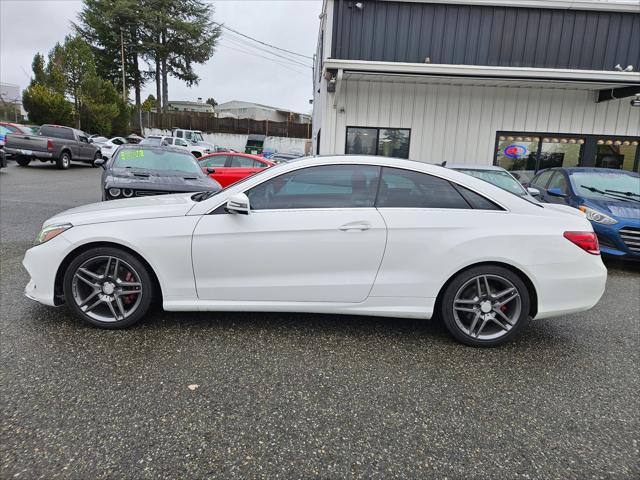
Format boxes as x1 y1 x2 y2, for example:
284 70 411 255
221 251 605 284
120 27 126 101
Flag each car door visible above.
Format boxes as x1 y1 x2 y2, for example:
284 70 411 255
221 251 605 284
370 166 506 299
223 155 269 186
191 164 387 302
542 171 571 204
77 133 94 160
199 154 230 184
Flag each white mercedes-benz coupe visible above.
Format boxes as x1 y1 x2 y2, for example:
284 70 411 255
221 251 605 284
23 155 607 346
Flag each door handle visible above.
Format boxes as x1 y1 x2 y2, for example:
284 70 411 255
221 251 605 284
338 221 371 232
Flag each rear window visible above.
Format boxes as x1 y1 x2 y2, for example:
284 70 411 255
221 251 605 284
40 125 74 140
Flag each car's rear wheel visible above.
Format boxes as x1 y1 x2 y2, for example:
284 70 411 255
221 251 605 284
63 247 154 328
91 152 101 167
16 155 31 167
56 151 71 169
441 266 530 347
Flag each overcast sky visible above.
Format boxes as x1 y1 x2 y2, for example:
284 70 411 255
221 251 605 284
0 0 321 114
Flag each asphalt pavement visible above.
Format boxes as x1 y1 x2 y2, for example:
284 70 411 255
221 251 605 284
1 160 639 479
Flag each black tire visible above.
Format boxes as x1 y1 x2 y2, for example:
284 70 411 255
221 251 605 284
63 246 155 328
441 265 531 347
16 155 31 167
56 151 71 169
91 152 102 167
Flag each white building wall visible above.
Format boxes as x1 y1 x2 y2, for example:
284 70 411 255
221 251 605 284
320 79 640 165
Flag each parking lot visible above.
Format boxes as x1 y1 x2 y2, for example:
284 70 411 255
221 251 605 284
1 161 638 479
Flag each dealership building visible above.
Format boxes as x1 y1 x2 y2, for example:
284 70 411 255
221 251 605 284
312 0 640 180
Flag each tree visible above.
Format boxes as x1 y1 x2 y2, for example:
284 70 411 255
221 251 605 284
74 0 147 108
205 97 217 108
141 94 156 111
60 35 97 128
22 83 73 126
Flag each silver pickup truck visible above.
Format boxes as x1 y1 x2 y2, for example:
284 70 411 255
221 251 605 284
5 124 102 169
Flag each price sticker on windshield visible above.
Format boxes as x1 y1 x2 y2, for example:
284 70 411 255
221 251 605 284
119 150 145 161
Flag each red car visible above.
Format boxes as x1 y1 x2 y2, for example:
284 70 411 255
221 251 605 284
198 152 274 187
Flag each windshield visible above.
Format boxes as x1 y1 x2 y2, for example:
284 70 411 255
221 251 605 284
570 171 640 200
113 148 202 174
455 168 528 196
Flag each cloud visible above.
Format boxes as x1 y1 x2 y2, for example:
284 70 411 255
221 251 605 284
0 0 321 114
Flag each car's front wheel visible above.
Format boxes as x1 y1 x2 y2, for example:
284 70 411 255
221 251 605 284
441 266 530 347
63 247 154 328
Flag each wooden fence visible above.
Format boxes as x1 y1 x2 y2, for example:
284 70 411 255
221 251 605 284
132 111 311 139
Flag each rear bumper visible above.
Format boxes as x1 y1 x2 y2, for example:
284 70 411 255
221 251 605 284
530 256 607 320
5 147 54 159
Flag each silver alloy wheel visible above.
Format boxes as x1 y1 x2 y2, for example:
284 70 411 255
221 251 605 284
452 274 522 341
71 255 143 323
61 154 70 167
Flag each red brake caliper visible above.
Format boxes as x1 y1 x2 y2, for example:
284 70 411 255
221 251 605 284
123 271 136 305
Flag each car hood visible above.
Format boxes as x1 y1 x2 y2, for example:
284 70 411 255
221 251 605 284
106 168 220 192
45 193 198 227
582 197 640 221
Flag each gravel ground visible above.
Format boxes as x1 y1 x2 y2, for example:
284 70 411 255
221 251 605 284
1 161 639 479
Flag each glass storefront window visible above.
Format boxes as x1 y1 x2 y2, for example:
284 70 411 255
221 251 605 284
538 137 584 169
494 132 640 177
346 127 411 159
495 135 539 183
595 139 639 172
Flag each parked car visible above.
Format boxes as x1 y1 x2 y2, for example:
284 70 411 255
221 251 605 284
171 128 216 155
4 124 102 169
528 167 640 260
0 122 39 160
446 164 540 200
140 135 210 158
88 135 109 145
268 153 303 164
198 152 274 187
99 137 128 160
95 144 221 200
24 156 606 347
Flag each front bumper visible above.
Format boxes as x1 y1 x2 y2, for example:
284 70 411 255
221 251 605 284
594 222 640 260
23 234 73 306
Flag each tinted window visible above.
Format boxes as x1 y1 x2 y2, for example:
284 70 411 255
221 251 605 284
112 138 125 145
78 135 89 143
200 155 228 167
531 170 554 189
39 126 74 140
547 172 569 193
346 128 377 155
377 168 470 209
230 155 259 168
247 165 380 210
453 184 503 210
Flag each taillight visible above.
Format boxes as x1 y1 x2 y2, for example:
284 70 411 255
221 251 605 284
564 231 600 255
47 139 54 150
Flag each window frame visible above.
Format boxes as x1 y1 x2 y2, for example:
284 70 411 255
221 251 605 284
345 126 411 159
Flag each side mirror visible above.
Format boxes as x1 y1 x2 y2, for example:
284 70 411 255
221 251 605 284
206 167 216 174
547 187 567 198
226 192 250 215
94 158 106 169
527 187 541 197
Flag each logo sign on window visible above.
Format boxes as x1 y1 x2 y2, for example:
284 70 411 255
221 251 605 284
503 144 529 159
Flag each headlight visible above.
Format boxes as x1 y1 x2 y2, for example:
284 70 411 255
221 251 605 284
35 223 72 245
108 188 121 197
578 206 618 225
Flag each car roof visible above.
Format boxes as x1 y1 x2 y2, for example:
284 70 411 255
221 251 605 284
202 152 266 161
446 163 507 172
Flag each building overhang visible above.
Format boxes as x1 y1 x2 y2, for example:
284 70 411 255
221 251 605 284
324 59 640 101
382 0 640 13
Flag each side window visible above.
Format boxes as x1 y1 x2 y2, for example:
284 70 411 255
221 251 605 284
377 167 470 209
176 130 183 138
112 138 124 145
452 184 503 210
547 172 569 193
247 165 380 210
253 160 268 168
178 139 189 147
78 135 89 143
531 170 554 189
200 155 227 167
230 156 259 168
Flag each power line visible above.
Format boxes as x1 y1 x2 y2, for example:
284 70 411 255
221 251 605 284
223 33 312 69
214 23 313 60
218 42 309 77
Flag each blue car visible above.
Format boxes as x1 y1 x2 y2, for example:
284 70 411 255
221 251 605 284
528 167 640 260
